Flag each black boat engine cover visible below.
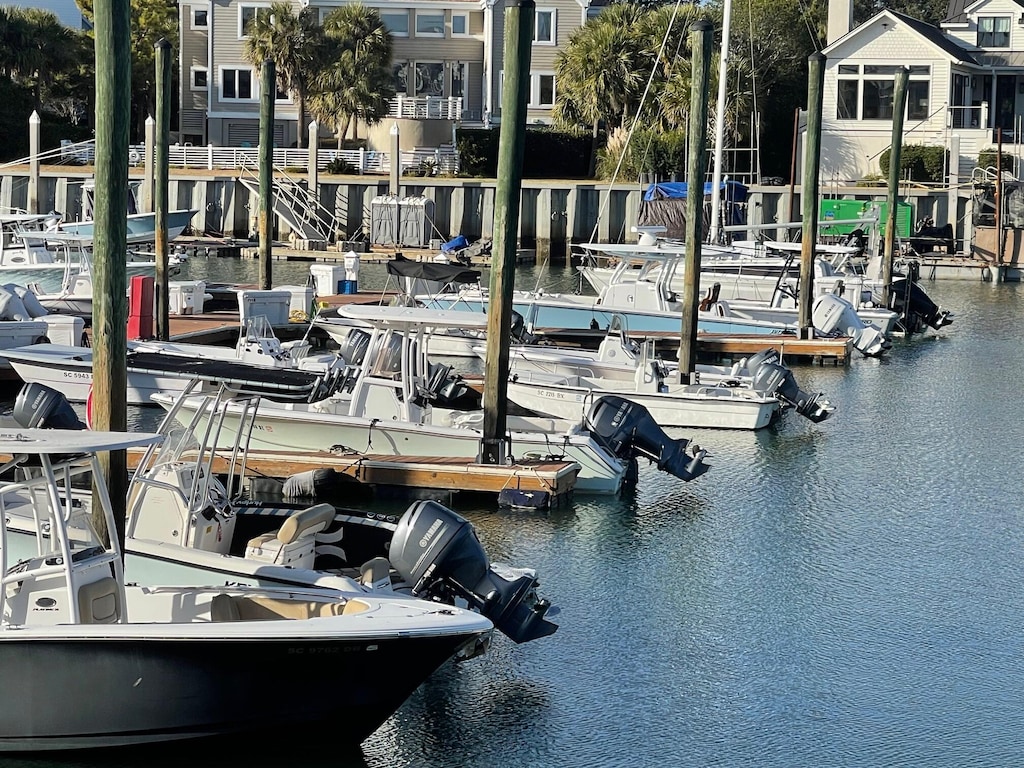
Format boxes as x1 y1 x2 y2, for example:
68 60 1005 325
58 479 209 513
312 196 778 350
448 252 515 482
389 500 558 644
13 383 86 430
584 395 709 482
750 363 835 423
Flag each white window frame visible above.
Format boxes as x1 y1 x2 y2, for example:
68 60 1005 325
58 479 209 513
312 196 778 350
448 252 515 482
534 9 555 45
220 66 257 102
191 6 209 30
978 16 1011 48
238 3 272 39
415 11 445 38
531 72 555 107
190 66 209 92
381 11 409 37
451 12 469 36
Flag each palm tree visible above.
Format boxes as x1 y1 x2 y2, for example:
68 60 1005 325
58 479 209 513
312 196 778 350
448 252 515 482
310 4 394 149
243 2 325 149
8 8 73 111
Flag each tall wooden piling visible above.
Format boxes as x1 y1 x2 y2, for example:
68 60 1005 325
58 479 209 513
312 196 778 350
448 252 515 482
258 59 275 290
28 111 40 214
154 38 171 340
91 0 131 548
481 0 533 465
799 52 825 335
882 67 909 307
677 20 712 379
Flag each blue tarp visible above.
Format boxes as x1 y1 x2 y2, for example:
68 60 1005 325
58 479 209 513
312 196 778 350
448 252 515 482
643 181 748 202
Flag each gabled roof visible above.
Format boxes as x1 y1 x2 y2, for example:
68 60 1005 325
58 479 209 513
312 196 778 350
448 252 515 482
824 9 978 65
946 0 1024 24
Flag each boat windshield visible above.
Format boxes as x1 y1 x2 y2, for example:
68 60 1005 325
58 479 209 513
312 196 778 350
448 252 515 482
152 425 201 466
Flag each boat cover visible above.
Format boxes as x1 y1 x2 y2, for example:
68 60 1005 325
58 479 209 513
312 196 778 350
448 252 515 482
386 254 480 284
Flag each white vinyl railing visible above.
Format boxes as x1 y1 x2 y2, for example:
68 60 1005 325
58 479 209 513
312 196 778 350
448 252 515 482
388 95 463 120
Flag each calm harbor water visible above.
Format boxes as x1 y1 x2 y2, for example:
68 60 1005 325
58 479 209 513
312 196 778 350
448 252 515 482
6 257 1024 768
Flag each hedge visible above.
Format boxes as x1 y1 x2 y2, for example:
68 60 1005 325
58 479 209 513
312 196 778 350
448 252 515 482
456 127 592 178
878 145 946 183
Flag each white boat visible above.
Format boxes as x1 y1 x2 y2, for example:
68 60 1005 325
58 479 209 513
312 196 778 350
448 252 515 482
5 380 557 647
56 178 199 245
2 337 342 405
477 322 836 424
0 428 493 751
152 304 711 494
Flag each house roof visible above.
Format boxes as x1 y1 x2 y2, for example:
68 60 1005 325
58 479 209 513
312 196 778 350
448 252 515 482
824 9 978 64
888 9 980 63
975 51 1024 65
946 0 1024 23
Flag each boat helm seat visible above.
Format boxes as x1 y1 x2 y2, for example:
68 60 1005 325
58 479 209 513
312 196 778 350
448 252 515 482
244 503 336 568
78 576 121 624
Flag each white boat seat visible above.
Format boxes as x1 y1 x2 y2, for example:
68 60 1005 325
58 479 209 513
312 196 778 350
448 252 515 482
244 503 336 568
78 576 120 624
210 593 370 621
359 557 393 590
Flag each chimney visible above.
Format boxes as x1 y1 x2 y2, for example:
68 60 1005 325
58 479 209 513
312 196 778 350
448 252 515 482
828 0 854 46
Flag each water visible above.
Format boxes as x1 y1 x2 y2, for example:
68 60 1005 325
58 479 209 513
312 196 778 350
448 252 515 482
8 258 1024 768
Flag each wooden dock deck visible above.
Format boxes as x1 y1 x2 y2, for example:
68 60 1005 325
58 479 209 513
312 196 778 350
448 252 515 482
124 448 579 508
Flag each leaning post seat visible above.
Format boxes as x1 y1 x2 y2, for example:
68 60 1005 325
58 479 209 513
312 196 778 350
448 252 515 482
244 503 336 567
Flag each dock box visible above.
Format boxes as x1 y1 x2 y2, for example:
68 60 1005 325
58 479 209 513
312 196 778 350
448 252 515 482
168 280 207 316
237 290 290 326
309 264 345 296
277 284 314 317
39 315 84 347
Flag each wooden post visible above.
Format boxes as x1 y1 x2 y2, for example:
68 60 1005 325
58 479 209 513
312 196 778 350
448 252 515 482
787 106 799 228
154 38 171 341
389 122 400 196
28 111 40 214
677 20 712 380
799 52 825 336
882 67 909 308
142 115 155 213
91 0 131 550
258 59 275 290
307 120 319 198
481 0 533 465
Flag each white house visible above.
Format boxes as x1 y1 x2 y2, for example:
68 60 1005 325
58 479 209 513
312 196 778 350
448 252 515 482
820 0 1024 182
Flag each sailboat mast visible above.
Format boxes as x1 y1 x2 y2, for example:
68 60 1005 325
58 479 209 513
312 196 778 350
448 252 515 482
708 0 731 244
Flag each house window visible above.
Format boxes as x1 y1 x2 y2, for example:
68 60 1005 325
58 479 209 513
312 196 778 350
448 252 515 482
381 11 409 37
191 7 208 29
222 68 255 100
416 11 445 37
414 62 444 96
191 67 208 91
979 16 1010 48
451 12 469 36
532 73 555 107
834 64 930 121
394 62 409 94
534 9 555 44
451 62 467 99
239 4 272 38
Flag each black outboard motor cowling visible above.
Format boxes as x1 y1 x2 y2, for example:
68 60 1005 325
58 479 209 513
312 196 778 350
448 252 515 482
585 396 709 482
889 266 954 333
750 363 835 423
13 383 86 430
388 500 557 644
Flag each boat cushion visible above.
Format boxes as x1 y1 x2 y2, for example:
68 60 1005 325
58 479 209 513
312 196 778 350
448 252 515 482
78 577 120 624
277 503 336 544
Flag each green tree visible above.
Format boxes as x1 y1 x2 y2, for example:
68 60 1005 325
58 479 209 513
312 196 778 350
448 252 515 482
76 0 177 140
309 4 394 149
10 8 77 112
243 1 325 149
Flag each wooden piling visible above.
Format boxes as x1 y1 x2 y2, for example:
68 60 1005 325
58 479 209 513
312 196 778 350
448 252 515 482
882 67 910 306
481 0 534 465
154 38 171 341
258 59 275 290
799 52 825 336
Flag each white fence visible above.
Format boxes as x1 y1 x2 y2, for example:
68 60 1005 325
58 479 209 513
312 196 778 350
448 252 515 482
118 143 459 175
388 96 463 121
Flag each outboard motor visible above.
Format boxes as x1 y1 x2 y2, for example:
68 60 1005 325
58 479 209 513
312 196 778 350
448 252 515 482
12 383 86 429
889 262 954 333
388 500 558 644
584 395 709 482
336 327 371 366
750 363 835 423
812 293 891 357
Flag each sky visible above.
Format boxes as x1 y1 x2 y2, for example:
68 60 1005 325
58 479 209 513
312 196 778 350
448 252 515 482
6 0 87 28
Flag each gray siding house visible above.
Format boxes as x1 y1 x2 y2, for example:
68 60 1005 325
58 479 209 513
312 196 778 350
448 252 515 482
177 0 602 149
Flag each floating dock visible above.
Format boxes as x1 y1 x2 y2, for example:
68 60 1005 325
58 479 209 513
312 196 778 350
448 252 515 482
126 448 579 508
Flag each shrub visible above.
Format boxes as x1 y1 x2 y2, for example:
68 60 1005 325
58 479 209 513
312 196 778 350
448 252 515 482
324 156 354 175
455 126 591 178
596 128 687 182
978 148 1014 172
878 144 946 183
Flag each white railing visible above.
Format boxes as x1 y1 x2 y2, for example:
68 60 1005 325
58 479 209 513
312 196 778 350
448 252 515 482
126 143 459 175
388 95 463 121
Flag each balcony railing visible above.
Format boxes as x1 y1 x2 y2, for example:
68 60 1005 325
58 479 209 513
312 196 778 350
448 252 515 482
388 95 463 121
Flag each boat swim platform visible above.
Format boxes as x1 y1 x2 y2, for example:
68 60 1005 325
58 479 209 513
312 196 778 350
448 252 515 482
529 329 852 366
125 448 579 509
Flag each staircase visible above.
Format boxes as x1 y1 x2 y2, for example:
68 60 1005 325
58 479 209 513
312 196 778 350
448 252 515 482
238 162 338 244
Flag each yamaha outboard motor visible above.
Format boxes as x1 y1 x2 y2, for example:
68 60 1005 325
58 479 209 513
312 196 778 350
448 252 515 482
388 500 558 644
889 262 954 333
584 396 709 482
812 293 891 357
750 363 835 423
12 383 86 430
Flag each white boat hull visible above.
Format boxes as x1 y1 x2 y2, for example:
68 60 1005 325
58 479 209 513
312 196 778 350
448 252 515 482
507 371 779 430
158 395 627 494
